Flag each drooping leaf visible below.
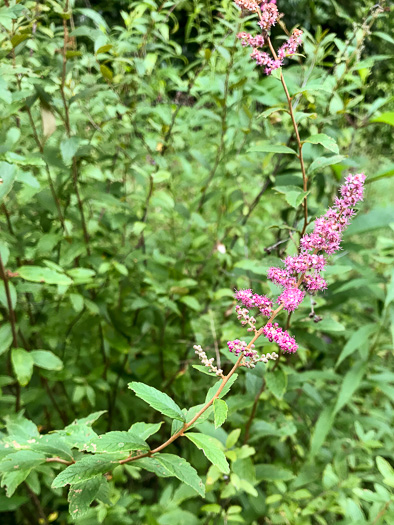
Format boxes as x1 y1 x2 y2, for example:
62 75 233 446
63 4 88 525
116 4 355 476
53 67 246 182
68 476 102 519
154 454 205 497
185 432 229 474
128 382 185 422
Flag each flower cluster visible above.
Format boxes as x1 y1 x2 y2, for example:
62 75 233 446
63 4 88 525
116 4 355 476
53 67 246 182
235 289 273 316
233 0 303 76
234 0 259 12
263 323 298 353
194 345 223 376
225 173 366 357
258 1 279 31
242 348 278 368
237 32 264 48
278 28 303 59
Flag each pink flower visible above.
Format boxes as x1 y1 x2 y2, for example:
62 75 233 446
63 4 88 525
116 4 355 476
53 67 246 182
263 323 298 353
278 28 303 59
233 0 259 11
235 289 273 317
227 339 251 355
267 267 296 288
277 287 305 312
258 2 279 30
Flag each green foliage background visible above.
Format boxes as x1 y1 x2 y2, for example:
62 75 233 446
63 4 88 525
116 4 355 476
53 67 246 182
0 0 393 523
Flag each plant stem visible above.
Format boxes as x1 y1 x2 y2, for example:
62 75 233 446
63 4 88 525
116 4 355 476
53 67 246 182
265 36 309 237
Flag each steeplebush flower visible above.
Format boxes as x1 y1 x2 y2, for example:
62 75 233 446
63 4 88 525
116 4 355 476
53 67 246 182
227 174 366 357
233 0 303 76
194 345 223 376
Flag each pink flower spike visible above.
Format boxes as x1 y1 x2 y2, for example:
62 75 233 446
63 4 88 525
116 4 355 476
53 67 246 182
263 323 298 353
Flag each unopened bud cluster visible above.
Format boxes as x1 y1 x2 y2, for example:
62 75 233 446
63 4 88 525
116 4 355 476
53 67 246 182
194 345 223 376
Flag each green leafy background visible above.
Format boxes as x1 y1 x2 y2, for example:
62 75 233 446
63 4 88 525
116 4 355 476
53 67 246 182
0 0 393 523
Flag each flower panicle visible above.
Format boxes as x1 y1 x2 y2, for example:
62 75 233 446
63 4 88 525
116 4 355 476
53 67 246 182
226 173 365 357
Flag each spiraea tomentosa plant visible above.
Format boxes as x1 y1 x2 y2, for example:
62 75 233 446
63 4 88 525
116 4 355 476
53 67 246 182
0 0 369 519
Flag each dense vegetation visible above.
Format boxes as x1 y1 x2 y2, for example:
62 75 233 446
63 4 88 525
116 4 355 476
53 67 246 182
0 0 393 523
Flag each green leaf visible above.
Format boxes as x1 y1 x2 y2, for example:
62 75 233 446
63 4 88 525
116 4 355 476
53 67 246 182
205 374 238 403
154 454 205 497
376 456 394 487
308 155 345 173
83 431 149 454
128 422 163 440
68 476 102 519
304 134 339 154
0 469 31 497
346 207 394 235
0 324 13 356
273 185 307 208
128 382 186 422
100 64 113 81
0 280 17 311
0 162 17 202
366 164 394 184
213 399 228 429
256 464 294 481
265 369 287 400
370 112 394 127
52 454 118 488
248 142 297 155
310 405 335 457
66 268 95 284
185 432 229 474
60 137 80 165
34 434 73 461
180 296 201 311
11 348 34 386
0 450 46 473
17 266 73 286
334 361 367 415
226 429 241 449
31 350 63 371
336 324 376 367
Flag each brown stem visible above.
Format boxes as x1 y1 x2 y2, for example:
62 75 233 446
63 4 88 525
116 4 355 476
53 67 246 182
265 35 309 237
45 456 74 465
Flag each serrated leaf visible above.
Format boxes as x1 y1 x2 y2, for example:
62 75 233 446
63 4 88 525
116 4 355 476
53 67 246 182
265 369 287 400
128 382 185 422
17 266 73 286
248 142 297 155
31 350 63 371
0 450 46 473
1 469 31 497
128 422 163 440
68 476 101 518
155 454 205 496
11 348 34 386
185 432 229 474
213 399 228 428
83 431 148 454
304 134 339 154
34 434 73 461
52 454 118 488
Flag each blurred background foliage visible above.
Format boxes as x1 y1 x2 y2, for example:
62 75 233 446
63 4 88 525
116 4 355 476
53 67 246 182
0 0 393 523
